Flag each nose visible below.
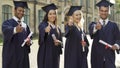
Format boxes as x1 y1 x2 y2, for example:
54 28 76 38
21 11 24 14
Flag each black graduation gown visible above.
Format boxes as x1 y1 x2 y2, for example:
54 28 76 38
2 19 31 68
64 24 89 68
89 21 120 68
37 22 62 68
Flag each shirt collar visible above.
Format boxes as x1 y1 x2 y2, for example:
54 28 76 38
99 18 109 25
48 22 56 29
12 16 26 29
12 16 24 23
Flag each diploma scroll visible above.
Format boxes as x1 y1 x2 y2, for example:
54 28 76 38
82 34 85 52
21 32 33 47
99 40 112 48
52 34 62 45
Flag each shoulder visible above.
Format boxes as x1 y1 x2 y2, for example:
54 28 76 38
38 22 48 28
90 21 96 25
109 21 118 27
2 19 14 25
89 21 96 28
109 21 119 30
40 22 47 26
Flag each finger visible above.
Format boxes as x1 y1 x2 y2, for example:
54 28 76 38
20 27 23 32
48 26 51 29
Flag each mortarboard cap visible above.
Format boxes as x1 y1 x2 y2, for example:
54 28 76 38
13 1 28 8
42 3 58 13
67 6 82 16
96 0 113 7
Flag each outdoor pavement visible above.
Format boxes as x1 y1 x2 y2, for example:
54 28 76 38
0 35 120 68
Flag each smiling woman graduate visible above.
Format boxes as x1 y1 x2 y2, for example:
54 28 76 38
37 3 63 68
64 6 89 68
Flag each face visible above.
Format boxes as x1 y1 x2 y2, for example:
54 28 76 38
99 6 109 20
48 10 56 23
72 10 81 23
14 7 25 20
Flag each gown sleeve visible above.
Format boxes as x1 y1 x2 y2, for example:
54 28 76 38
2 20 14 42
38 23 47 46
65 24 75 38
88 22 98 39
25 25 32 53
113 23 120 54
58 28 63 54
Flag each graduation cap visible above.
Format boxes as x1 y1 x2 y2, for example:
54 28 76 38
13 1 28 8
42 3 58 13
67 6 82 16
96 0 114 7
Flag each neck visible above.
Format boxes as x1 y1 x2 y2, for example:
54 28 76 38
15 16 21 20
101 17 108 21
48 21 54 25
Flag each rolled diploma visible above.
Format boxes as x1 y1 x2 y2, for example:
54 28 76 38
99 40 112 48
52 34 62 44
21 32 33 47
82 34 85 52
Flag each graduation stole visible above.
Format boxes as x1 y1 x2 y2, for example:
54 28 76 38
49 23 60 36
74 22 82 31
74 22 86 52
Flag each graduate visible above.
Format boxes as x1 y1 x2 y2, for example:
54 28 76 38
37 3 62 68
2 1 32 68
89 0 120 68
64 6 89 68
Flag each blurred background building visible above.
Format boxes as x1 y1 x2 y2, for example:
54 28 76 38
0 0 120 35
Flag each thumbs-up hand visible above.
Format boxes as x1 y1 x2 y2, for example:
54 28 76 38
16 23 24 33
45 24 51 33
96 22 102 30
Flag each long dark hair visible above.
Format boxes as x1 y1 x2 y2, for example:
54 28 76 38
42 13 48 22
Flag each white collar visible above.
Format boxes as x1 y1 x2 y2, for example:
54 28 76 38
12 16 20 22
48 22 56 29
12 16 27 29
99 18 109 25
12 16 24 22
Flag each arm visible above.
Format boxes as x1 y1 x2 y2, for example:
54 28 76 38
24 26 33 46
38 23 47 46
65 24 75 37
112 23 120 53
2 20 14 42
88 22 101 39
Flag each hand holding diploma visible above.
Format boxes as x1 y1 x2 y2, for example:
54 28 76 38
21 32 33 47
52 34 62 46
99 40 112 48
99 40 119 50
81 34 86 52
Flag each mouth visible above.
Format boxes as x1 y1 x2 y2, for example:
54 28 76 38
51 17 55 20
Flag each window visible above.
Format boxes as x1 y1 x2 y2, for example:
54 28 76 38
2 5 12 22
38 10 44 23
94 0 97 9
80 0 85 6
24 9 30 25
80 0 82 5
88 0 90 8
40 0 47 2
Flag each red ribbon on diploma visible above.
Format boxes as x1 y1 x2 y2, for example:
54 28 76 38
105 45 109 49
